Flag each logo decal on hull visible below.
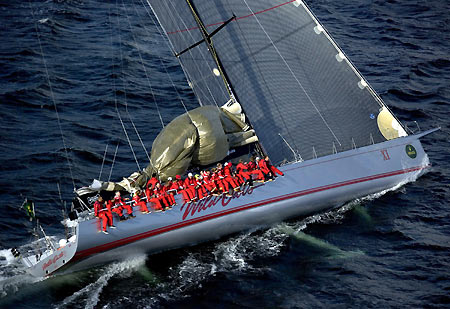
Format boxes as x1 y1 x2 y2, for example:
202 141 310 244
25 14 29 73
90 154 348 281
42 251 65 271
180 184 263 220
405 145 417 159
380 149 390 161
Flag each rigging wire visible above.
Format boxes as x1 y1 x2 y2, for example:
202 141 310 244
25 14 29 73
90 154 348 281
115 0 153 163
138 0 217 110
165 0 225 108
136 0 190 113
98 141 109 180
230 0 300 158
184 0 233 102
108 141 120 182
242 0 342 147
108 3 141 172
298 0 407 134
142 0 266 159
121 0 165 129
28 1 76 190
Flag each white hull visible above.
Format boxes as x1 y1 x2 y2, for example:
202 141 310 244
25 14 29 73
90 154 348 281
27 131 433 277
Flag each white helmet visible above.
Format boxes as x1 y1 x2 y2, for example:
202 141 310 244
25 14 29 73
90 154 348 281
256 157 260 160
188 172 193 177
224 162 228 166
168 177 172 181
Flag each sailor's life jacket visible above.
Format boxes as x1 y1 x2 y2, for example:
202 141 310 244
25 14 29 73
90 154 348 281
94 200 108 216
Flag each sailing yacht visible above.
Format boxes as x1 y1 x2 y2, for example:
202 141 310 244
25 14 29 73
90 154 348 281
17 0 436 277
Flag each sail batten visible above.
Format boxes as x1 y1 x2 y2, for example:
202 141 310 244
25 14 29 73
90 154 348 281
148 0 406 165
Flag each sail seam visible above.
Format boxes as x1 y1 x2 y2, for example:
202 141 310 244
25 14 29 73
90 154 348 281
233 16 301 158
166 0 297 35
298 0 408 134
162 0 223 107
242 0 342 146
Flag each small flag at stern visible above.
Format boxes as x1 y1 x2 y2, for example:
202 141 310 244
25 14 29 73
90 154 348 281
22 199 35 221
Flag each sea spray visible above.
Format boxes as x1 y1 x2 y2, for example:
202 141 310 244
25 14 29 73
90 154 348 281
0 249 43 299
55 255 146 309
84 178 422 306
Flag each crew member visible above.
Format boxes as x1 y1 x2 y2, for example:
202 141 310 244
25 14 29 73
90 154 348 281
236 159 253 186
165 177 177 206
203 170 217 194
256 157 273 181
154 182 170 210
132 189 150 214
223 162 240 191
211 168 224 194
195 174 207 200
109 197 124 220
175 174 194 203
247 157 264 181
115 191 135 218
146 174 159 191
264 156 284 177
94 196 116 234
184 173 197 202
145 187 163 211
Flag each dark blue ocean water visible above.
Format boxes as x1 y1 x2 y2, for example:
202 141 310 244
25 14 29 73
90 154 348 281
0 0 449 308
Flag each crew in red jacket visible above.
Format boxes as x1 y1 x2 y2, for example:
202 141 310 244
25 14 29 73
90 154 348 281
203 170 217 193
236 159 253 186
195 174 208 200
154 182 170 210
146 174 159 191
210 168 223 193
216 163 231 194
223 162 240 191
256 157 273 181
184 173 197 201
94 196 116 234
247 157 264 181
164 177 177 206
114 191 135 218
109 197 123 218
145 187 163 211
175 174 194 203
159 180 175 207
132 189 150 214
264 156 284 177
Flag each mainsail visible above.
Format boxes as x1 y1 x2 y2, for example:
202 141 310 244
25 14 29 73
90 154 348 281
148 0 406 165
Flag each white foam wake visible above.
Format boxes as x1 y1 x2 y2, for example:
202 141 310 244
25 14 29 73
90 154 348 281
140 176 422 305
0 249 16 269
289 174 418 233
0 248 45 298
166 177 416 291
55 255 146 309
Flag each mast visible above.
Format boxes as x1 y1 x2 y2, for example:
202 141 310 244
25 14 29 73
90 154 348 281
184 0 266 156
184 0 236 103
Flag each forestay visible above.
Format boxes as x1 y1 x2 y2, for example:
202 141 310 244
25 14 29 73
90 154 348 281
148 0 404 165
